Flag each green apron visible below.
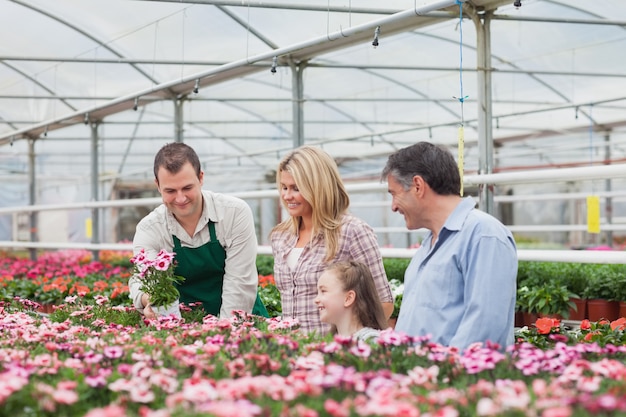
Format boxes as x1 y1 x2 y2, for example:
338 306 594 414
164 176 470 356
172 221 268 317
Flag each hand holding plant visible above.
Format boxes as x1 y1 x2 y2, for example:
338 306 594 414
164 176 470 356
130 249 185 308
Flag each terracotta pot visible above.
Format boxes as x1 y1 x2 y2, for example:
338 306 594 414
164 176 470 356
522 312 538 327
619 301 626 319
539 313 563 320
586 299 620 322
514 311 524 327
568 298 587 321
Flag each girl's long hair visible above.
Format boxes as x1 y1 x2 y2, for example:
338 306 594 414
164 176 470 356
326 260 388 334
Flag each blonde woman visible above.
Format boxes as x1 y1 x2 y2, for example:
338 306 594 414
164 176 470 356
270 146 393 335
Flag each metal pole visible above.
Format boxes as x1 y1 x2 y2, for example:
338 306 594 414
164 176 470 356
174 98 184 143
473 11 494 214
604 132 613 246
90 123 100 261
28 139 37 260
290 60 306 148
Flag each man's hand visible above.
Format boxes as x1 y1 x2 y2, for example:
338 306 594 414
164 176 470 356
141 293 156 320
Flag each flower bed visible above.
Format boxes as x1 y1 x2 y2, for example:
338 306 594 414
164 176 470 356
1 251 626 416
0 297 625 416
0 250 130 308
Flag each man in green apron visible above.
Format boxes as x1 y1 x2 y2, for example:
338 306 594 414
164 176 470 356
129 142 268 319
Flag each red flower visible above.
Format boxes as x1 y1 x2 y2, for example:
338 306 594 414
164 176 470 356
535 317 560 334
580 319 591 330
610 317 626 331
584 331 598 342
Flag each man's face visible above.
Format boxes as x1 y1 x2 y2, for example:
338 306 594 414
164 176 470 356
156 162 204 223
387 174 420 230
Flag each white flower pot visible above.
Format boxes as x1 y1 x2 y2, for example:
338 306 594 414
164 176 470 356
151 300 181 319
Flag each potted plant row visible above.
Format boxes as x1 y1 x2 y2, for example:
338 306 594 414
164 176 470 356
516 261 626 325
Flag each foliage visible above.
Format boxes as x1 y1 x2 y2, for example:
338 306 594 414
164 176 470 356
257 274 281 318
382 257 410 283
581 265 621 301
613 273 626 302
388 278 404 319
516 261 626 309
255 254 274 276
516 281 578 318
130 249 185 308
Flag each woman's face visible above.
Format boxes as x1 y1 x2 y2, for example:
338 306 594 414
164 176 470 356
279 170 313 220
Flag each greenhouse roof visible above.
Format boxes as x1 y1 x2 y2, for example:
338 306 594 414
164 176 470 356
1 0 625 195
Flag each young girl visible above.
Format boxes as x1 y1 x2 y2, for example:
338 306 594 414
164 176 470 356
314 260 389 341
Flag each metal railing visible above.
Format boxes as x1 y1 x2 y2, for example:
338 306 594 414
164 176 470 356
2 163 626 263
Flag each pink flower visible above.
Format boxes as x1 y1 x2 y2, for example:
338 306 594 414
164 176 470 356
83 405 127 417
149 373 179 394
129 383 155 403
153 258 170 271
52 388 79 405
86 374 108 388
199 399 262 417
349 341 372 358
182 378 218 403
103 346 124 359
130 249 147 265
542 406 572 417
64 295 78 304
294 404 319 417
577 376 602 392
293 351 325 370
476 398 501 416
407 365 439 386
324 398 350 417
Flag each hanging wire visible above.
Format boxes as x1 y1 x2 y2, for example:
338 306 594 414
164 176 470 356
453 0 468 196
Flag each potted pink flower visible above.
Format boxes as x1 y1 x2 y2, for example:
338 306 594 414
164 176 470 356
130 249 185 318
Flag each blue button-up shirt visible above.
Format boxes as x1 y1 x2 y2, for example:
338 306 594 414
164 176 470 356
395 197 517 351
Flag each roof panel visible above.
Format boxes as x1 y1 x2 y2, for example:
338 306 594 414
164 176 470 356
0 0 624 200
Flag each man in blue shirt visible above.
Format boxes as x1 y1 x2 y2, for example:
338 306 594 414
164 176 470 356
381 142 517 351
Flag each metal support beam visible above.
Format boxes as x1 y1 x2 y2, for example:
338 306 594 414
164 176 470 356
605 132 613 246
174 98 185 143
28 139 37 260
90 123 100 260
290 60 306 148
473 11 495 214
